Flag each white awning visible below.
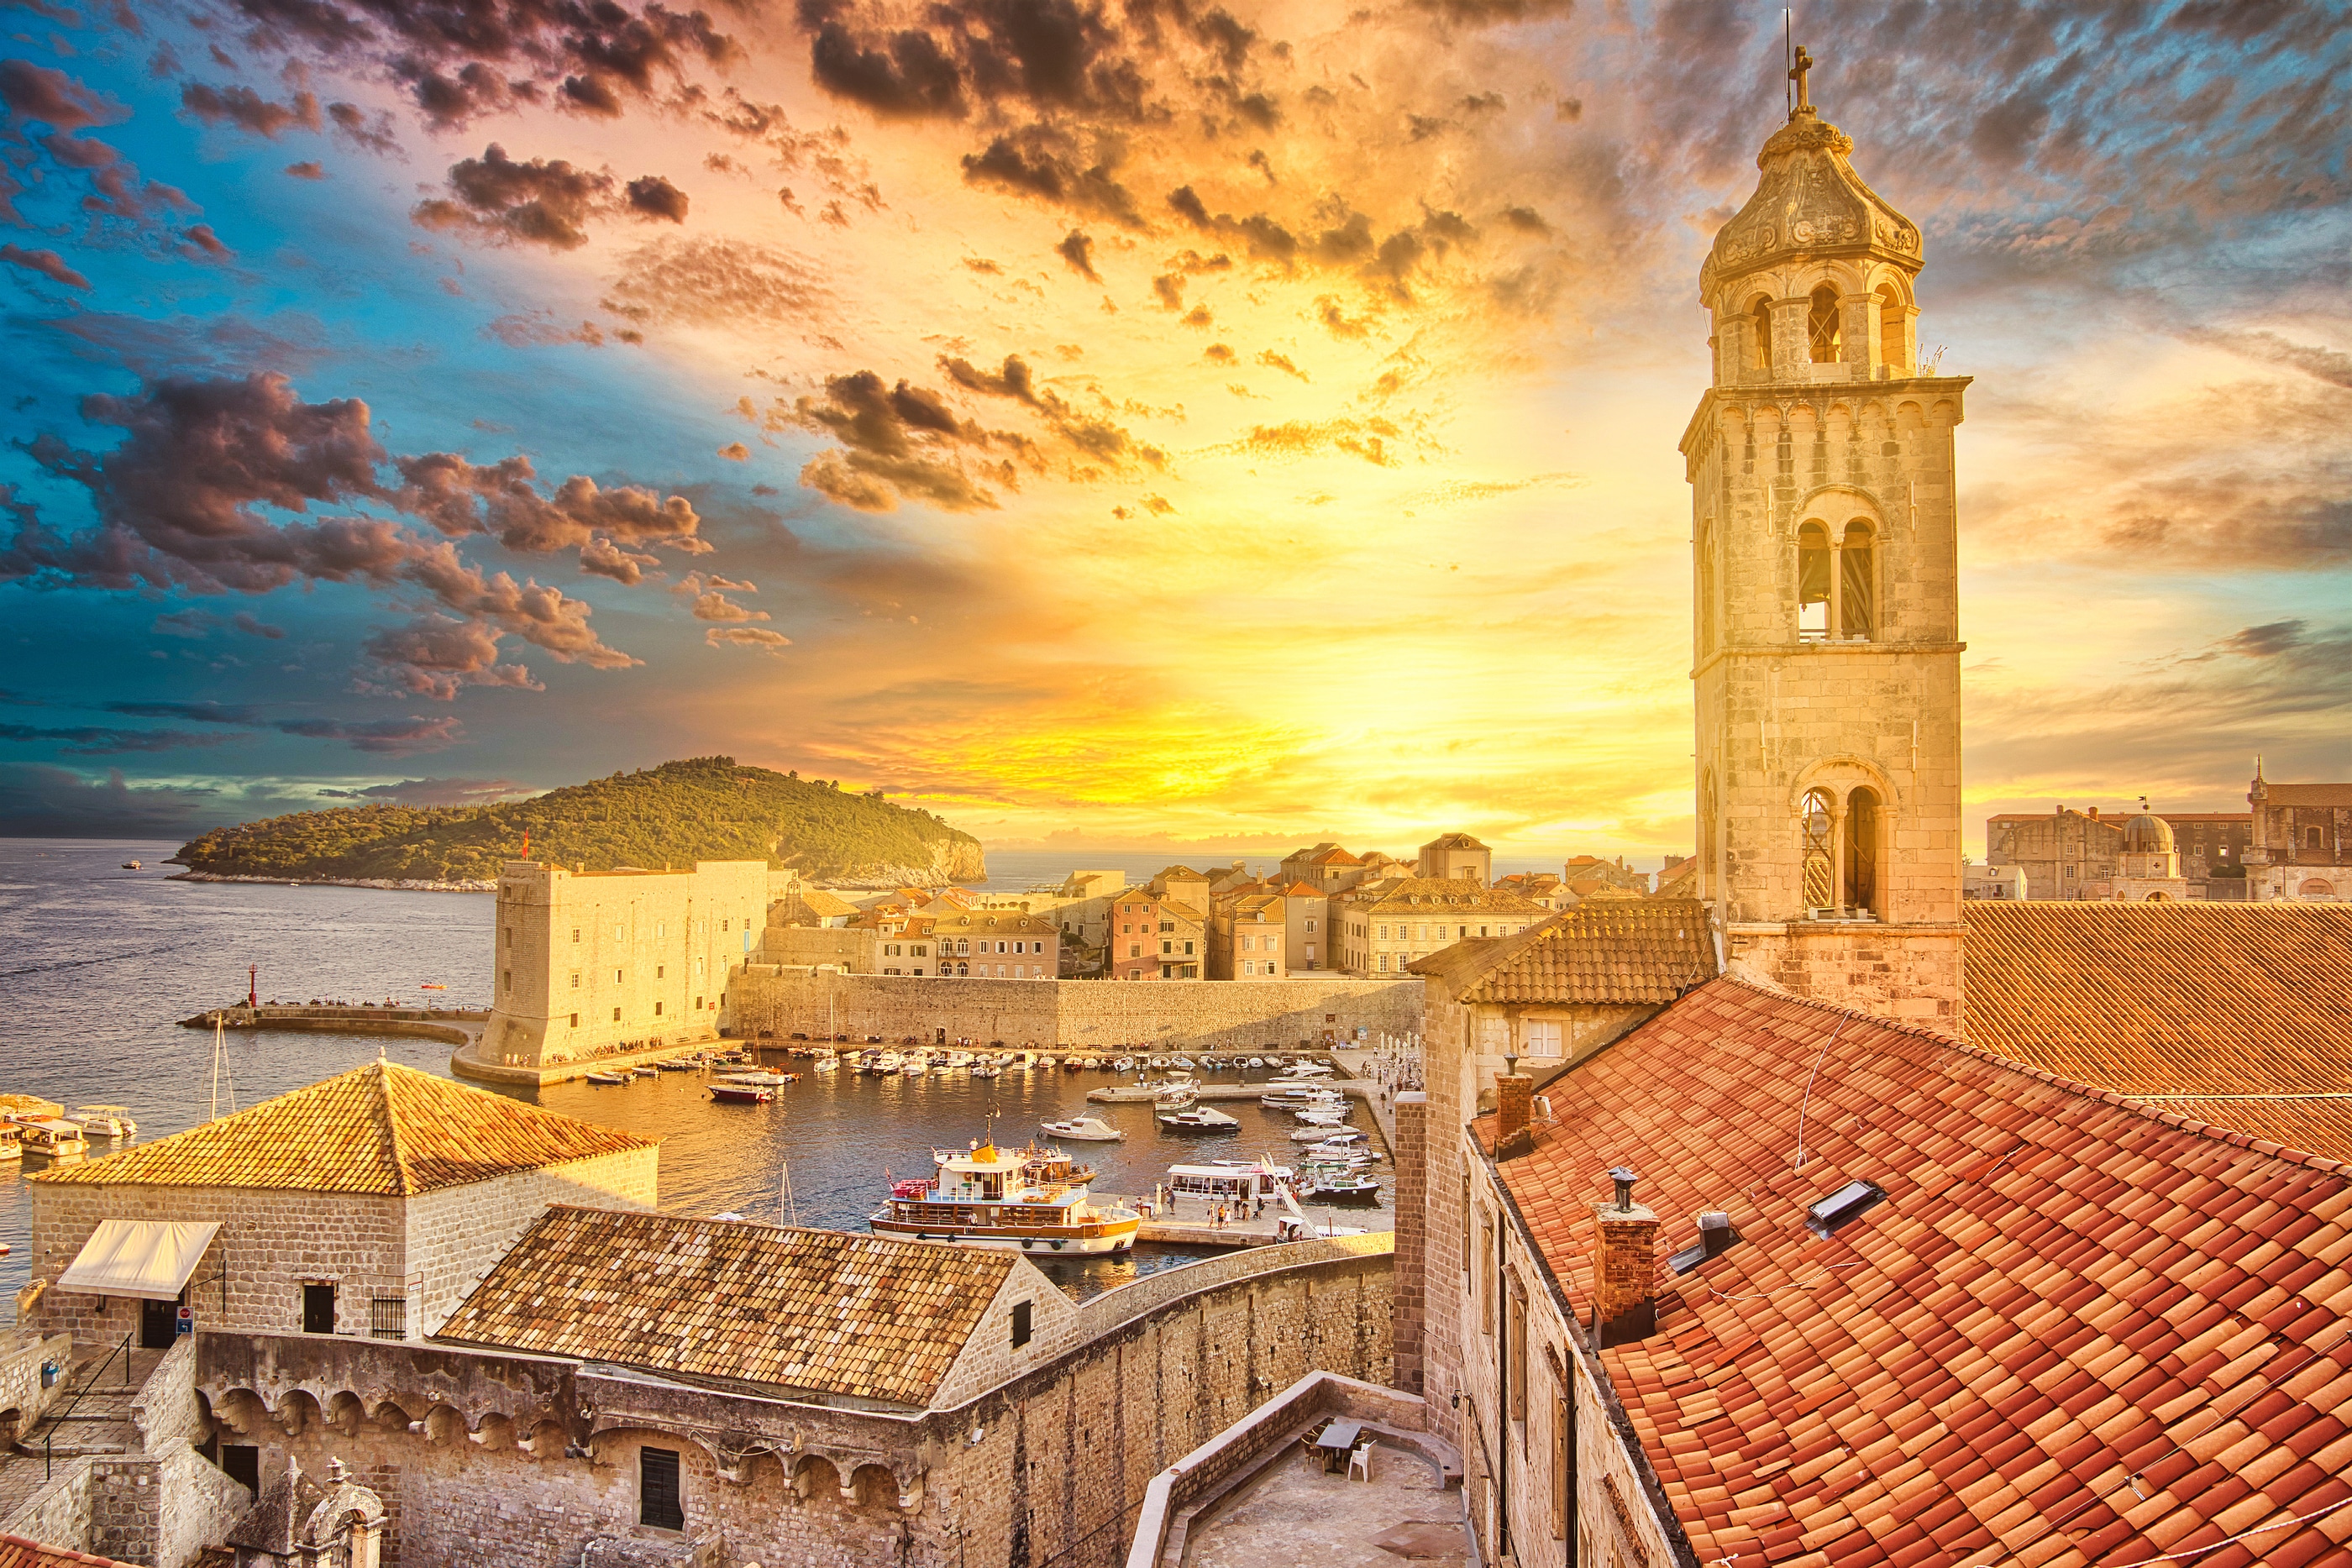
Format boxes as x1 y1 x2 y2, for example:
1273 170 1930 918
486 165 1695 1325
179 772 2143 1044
55 1219 219 1301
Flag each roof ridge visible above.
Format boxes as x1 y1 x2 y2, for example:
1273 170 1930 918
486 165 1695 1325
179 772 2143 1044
375 1060 415 1198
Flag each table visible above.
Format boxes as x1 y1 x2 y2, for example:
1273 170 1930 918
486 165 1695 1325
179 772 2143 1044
1314 1419 1364 1473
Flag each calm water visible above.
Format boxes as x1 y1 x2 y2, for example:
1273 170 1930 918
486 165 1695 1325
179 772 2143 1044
0 838 1389 1303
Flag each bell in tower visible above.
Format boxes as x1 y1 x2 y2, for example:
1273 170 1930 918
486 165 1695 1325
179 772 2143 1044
1683 45 1967 1023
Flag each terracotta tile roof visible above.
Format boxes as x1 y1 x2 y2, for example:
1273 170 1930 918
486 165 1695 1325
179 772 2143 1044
1410 898 1714 1004
1345 877 1551 915
1422 832 1489 850
1483 977 2352 1568
0 1536 134 1567
30 1062 654 1196
436 1205 1014 1408
1278 881 1325 897
792 889 862 919
1963 903 2352 1158
2265 783 2352 808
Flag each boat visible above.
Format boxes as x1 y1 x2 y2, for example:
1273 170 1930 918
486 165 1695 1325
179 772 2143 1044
121 859 141 869
419 983 447 991
1018 1143 1099 1184
708 1083 776 1104
1039 1115 1125 1143
1169 1160 1291 1199
1273 1062 1333 1079
71 1105 136 1139
1294 1108 1350 1126
584 1070 630 1085
1113 1057 1135 1072
1171 1056 1196 1070
1302 1173 1383 1204
900 1061 927 1076
18 1119 87 1159
971 1065 1000 1078
811 1054 838 1072
870 1139 1139 1255
655 1058 699 1072
947 1050 974 1067
1158 1105 1240 1132
1147 1054 1168 1068
1247 1057 1266 1068
1152 1083 1199 1110
0 1124 19 1161
720 1072 796 1088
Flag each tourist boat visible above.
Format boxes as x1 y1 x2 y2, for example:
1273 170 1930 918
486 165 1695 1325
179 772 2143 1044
1273 1062 1333 1079
584 1070 629 1085
1301 1172 1382 1204
870 1140 1139 1255
708 1083 775 1104
1018 1143 1099 1185
1158 1105 1240 1133
1039 1115 1124 1143
18 1119 87 1159
0 1124 20 1161
1152 1082 1199 1110
71 1105 136 1139
1169 1160 1291 1199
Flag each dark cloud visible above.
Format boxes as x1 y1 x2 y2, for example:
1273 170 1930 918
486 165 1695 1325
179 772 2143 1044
412 144 614 249
102 700 265 723
324 100 396 153
1404 0 1574 21
808 21 968 119
601 236 828 327
357 616 540 700
0 721 239 754
625 173 689 222
179 81 321 137
1 60 194 233
774 369 1025 513
0 763 252 837
284 159 328 179
2186 328 2352 391
0 243 91 289
2210 620 2311 659
274 715 465 755
319 776 535 805
1257 349 1307 380
938 353 1165 472
147 607 287 640
961 130 1142 227
1058 228 1100 281
0 58 124 132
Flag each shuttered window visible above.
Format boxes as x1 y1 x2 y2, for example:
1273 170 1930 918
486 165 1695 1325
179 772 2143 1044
640 1446 684 1530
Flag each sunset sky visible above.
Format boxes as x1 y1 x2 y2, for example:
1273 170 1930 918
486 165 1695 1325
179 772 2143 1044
0 0 2344 863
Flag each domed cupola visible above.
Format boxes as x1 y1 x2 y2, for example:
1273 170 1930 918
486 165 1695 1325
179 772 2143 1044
2119 811 2176 857
1700 45 1928 386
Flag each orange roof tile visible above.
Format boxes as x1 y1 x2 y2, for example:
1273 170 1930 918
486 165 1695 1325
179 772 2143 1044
436 1206 1015 1407
1412 898 1714 1004
1963 903 2352 1158
30 1062 654 1196
1484 977 2352 1568
0 1537 134 1568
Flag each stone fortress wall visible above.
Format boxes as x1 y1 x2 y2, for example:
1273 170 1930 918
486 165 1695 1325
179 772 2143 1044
727 967 1426 1050
485 861 780 1068
195 1236 1395 1568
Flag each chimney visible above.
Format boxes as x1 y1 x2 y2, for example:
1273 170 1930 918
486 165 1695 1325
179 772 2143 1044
1591 1167 1659 1347
1495 1072 1534 1159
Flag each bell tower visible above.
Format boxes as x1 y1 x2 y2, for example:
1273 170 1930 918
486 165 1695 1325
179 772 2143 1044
1683 48 1966 1024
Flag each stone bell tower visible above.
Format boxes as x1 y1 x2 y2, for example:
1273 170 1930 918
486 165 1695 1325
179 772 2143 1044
1682 46 1966 1025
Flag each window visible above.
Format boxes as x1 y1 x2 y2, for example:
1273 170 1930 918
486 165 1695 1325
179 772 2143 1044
656 965 664 979
1305 918 1316 932
1749 296 1773 372
1807 284 1841 363
1845 788 1882 913
1509 1293 1527 1423
302 1283 336 1335
2308 826 2326 850
639 1447 685 1530
1481 1220 1496 1335
612 1007 622 1022
912 945 927 957
1807 1179 1887 1237
570 972 580 989
503 926 512 948
1162 940 1173 954
571 928 580 942
1242 961 1253 976
1130 943 1141 957
1377 955 1389 972
1553 1388 1572 1538
1798 521 1831 640
1184 941 1194 955
1525 1020 1562 1057
614 968 622 983
1802 790 1835 911
654 1001 663 1016
369 1298 407 1340
1877 283 1907 372
1011 1299 1033 1348
502 970 512 994
1840 521 1876 638
569 1013 579 1027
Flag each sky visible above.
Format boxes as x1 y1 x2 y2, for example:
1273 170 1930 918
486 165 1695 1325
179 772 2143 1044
0 0 2344 865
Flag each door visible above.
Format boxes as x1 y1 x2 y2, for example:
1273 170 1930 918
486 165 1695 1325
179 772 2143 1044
302 1282 336 1335
139 1295 177 1349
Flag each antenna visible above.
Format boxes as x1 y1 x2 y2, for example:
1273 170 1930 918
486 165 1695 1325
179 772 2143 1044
1784 9 1793 117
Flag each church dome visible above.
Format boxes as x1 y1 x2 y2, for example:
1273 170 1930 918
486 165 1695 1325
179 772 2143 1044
1700 106 1924 301
2119 812 2175 855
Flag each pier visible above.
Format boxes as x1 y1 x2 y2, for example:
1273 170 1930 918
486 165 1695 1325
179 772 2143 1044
1124 1186 1389 1247
180 1004 486 1051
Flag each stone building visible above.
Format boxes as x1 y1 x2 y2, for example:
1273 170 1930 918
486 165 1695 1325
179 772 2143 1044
484 861 774 1068
1415 833 1491 885
1679 50 1966 1025
1206 894 1287 979
2108 807 2190 901
1328 878 1549 977
1984 804 2250 899
2247 766 2351 901
25 1063 654 1349
922 910 1060 978
1105 884 1205 980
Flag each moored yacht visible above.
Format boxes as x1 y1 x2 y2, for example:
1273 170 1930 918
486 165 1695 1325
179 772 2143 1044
870 1140 1138 1255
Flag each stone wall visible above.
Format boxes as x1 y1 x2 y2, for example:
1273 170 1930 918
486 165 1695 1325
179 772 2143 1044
0 1454 94 1553
0 1329 74 1445
1391 1093 1428 1395
728 969 1425 1052
1724 921 1965 1026
195 1240 1395 1568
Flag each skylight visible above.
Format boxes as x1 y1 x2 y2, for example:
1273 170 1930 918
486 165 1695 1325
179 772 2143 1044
1805 1180 1887 1238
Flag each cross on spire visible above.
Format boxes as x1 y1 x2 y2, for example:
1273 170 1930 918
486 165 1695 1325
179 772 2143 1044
1789 44 1816 115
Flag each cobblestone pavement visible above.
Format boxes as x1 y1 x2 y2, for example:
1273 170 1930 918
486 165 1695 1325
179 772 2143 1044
1181 1445 1467 1568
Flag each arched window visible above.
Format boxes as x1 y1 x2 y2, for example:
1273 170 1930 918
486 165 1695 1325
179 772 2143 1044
1699 768 1718 885
1839 522 1876 639
1876 284 1907 373
1844 788 1880 913
1808 286 1842 364
1802 792 1835 911
1749 297 1773 373
1797 522 1831 641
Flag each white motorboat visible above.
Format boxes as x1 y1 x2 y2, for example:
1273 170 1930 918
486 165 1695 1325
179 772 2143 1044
1158 1105 1240 1132
972 1064 1000 1078
1147 1054 1169 1068
1040 1115 1125 1142
947 1050 974 1067
1294 1109 1350 1126
1171 1056 1196 1070
18 1119 87 1158
72 1104 136 1139
900 1061 927 1076
1113 1056 1135 1072
1247 1057 1266 1068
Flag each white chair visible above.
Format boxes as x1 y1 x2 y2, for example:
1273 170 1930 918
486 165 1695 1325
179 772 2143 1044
1347 1440 1375 1482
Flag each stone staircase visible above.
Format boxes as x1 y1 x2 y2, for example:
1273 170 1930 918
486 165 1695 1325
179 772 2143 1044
0 1342 168 1520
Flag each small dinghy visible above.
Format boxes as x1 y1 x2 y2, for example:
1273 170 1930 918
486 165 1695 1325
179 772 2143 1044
708 1083 775 1104
584 1070 630 1085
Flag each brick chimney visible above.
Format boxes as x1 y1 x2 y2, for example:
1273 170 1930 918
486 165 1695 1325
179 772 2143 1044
1591 1167 1659 1347
1495 1072 1534 1160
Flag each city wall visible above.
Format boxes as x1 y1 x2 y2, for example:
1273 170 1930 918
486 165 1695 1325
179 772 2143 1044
194 1236 1395 1568
728 968 1425 1051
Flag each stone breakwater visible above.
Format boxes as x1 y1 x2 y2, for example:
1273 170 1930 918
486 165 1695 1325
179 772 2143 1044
166 871 496 893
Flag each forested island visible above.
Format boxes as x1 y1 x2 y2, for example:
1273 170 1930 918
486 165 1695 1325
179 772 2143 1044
170 757 987 888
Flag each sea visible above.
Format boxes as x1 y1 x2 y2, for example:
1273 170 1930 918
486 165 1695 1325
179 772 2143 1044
0 838 1397 1304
